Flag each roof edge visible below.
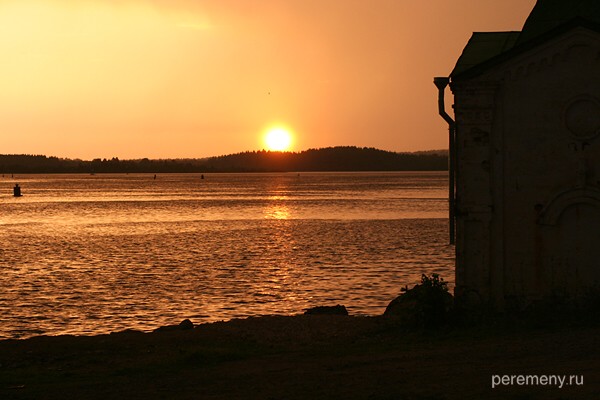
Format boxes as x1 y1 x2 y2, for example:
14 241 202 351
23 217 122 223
450 31 521 77
451 17 600 81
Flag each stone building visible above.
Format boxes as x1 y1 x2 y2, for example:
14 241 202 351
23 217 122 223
437 0 600 309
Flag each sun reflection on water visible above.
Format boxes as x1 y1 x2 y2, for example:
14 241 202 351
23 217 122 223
264 195 291 219
264 204 290 219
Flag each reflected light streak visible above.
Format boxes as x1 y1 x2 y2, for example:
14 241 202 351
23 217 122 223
264 203 290 220
268 195 288 201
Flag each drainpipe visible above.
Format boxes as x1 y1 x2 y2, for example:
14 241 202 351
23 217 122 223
434 77 455 245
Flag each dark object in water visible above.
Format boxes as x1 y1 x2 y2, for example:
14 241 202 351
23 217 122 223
13 184 22 197
201 174 205 179
304 304 348 316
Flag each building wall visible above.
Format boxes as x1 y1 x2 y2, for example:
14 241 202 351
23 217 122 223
451 27 600 309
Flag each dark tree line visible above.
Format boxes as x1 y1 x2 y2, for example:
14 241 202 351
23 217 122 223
206 147 448 172
0 155 207 174
0 147 448 174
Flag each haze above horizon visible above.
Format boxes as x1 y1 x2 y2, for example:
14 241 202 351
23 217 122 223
0 0 536 159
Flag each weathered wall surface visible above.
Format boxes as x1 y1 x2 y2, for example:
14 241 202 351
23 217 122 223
451 28 600 308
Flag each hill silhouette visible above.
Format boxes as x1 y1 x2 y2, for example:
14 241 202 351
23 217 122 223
0 147 447 174
207 147 447 172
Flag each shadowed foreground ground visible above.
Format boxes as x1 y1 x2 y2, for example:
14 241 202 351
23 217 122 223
0 315 598 399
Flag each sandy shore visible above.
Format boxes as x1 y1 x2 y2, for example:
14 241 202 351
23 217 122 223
0 315 598 399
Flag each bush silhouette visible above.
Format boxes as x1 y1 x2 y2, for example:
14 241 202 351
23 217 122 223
384 274 453 328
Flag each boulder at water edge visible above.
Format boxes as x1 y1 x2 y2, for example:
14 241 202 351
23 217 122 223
304 305 348 315
154 319 195 332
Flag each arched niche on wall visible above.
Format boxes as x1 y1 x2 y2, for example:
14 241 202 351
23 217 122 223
537 187 600 226
536 187 600 295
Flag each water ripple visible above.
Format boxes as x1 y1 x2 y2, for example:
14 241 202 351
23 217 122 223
0 172 454 339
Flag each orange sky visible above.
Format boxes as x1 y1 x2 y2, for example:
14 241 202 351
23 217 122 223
0 0 537 159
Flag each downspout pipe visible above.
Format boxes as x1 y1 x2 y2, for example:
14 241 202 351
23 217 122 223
434 77 456 245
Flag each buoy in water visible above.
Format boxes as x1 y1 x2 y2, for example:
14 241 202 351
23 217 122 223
13 184 22 197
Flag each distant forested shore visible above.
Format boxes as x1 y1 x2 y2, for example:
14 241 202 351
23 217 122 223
0 147 448 173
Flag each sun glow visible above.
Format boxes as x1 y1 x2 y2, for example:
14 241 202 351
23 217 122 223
264 127 293 152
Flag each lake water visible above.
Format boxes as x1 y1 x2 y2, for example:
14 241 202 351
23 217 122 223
0 172 454 339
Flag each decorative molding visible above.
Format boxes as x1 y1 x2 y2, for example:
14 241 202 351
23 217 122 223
564 95 600 140
455 109 493 124
504 37 599 82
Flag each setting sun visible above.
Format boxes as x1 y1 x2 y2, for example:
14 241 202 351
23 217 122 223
264 127 293 152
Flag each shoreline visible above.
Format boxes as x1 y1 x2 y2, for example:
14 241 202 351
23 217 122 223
1 314 598 399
